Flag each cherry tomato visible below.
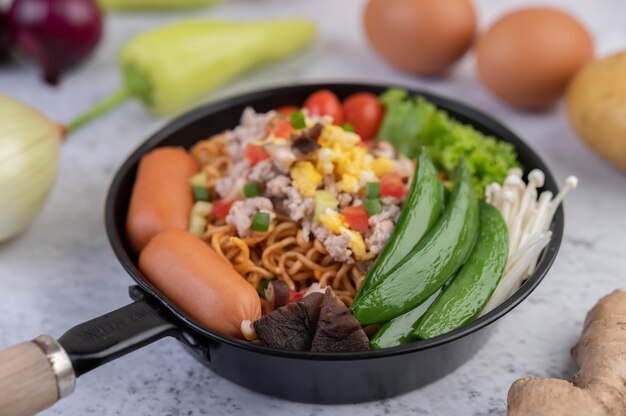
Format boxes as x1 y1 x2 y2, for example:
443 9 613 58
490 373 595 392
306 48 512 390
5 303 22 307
211 199 234 219
380 173 407 198
244 144 270 166
276 106 299 116
267 117 295 138
304 89 344 124
343 205 369 233
342 92 384 141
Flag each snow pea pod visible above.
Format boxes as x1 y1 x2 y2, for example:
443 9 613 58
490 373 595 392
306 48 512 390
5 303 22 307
415 203 508 339
351 160 479 325
354 150 442 303
370 286 443 349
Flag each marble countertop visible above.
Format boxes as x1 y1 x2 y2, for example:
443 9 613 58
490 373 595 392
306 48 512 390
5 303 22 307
1 0 625 414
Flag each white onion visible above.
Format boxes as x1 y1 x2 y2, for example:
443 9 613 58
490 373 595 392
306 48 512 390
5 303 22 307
0 95 65 242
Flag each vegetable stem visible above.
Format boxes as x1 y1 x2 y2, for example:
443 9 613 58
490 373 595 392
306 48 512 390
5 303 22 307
67 87 132 133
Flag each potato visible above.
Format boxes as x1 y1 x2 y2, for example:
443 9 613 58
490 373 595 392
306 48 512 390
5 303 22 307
566 52 626 172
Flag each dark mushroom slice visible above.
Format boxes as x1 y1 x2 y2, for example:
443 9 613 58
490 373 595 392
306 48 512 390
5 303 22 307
253 292 324 351
291 123 323 155
311 288 371 352
264 280 290 309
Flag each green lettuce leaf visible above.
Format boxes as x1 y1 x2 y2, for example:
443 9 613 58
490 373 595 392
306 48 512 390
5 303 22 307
377 89 520 197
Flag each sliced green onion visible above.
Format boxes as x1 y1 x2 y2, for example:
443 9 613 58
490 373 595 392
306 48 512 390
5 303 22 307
252 211 271 232
342 123 354 132
365 182 381 199
190 172 210 201
193 186 210 202
364 199 382 217
257 279 271 298
243 182 261 198
290 111 306 129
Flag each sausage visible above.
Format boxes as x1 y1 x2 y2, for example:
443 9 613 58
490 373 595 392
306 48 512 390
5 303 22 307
138 230 262 338
126 147 198 251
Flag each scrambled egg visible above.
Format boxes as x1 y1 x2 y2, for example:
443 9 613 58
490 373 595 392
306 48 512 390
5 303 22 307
290 161 321 196
341 227 374 261
314 125 396 193
319 210 346 234
318 125 360 148
371 156 395 176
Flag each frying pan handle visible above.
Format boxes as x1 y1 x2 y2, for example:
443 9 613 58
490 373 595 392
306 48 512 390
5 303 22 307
58 287 180 377
0 288 181 416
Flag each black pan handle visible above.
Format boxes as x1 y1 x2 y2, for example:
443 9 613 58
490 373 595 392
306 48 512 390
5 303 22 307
0 287 184 416
58 286 181 377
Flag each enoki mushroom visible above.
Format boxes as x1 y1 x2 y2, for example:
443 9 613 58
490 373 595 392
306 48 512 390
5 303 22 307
481 169 578 314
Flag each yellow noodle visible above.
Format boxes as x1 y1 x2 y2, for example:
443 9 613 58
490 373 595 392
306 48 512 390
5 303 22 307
192 137 366 312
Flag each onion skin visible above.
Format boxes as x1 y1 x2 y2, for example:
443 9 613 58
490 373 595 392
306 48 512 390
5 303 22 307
0 96 64 242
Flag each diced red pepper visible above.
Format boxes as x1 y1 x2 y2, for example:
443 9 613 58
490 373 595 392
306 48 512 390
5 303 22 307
244 144 270 166
289 289 303 302
275 106 299 116
266 117 294 138
343 205 369 233
211 199 234 219
380 173 407 198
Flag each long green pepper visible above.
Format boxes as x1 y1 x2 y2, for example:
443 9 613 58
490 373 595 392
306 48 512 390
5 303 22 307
69 20 316 132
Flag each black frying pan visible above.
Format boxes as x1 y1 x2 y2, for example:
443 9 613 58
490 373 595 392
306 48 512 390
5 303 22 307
0 83 563 415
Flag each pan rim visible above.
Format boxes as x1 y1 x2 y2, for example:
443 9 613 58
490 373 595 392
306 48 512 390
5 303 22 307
105 81 563 360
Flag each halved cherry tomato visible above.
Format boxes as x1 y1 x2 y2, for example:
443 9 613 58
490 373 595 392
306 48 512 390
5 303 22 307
276 106 299 116
380 173 407 198
289 290 303 302
211 199 234 219
343 205 369 233
267 117 295 138
342 93 384 141
304 89 344 124
244 144 270 166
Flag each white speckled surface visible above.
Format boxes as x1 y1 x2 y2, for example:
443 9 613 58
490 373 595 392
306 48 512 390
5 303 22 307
1 0 626 414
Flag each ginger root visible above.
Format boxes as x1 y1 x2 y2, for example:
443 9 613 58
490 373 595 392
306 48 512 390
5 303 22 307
507 290 626 415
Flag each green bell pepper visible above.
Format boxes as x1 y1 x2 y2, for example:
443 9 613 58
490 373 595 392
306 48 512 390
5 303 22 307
68 19 316 132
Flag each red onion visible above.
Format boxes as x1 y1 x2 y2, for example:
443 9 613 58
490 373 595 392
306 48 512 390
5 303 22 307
0 11 10 62
8 0 103 85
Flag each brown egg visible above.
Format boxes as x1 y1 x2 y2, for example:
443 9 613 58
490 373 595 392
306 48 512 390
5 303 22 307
364 0 476 76
476 8 594 111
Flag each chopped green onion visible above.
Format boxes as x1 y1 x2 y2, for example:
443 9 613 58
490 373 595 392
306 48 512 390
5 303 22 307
257 279 271 298
252 211 271 232
193 185 210 201
190 172 210 201
342 123 354 132
243 182 261 198
365 182 381 199
364 199 382 217
290 111 306 129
